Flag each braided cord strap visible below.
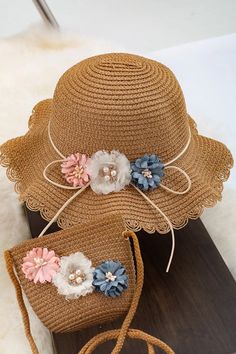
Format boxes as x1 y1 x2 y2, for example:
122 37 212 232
4 250 39 354
79 329 174 354
79 230 175 354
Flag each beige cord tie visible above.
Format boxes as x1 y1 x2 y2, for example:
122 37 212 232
38 182 91 237
42 122 192 271
4 231 175 354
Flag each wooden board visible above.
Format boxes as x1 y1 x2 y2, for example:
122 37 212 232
25 207 236 354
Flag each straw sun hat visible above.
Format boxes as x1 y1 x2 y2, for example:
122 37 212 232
1 53 233 242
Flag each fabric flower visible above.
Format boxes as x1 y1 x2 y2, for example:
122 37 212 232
61 153 91 187
52 252 94 300
131 154 164 191
22 248 60 284
88 150 131 194
93 260 128 297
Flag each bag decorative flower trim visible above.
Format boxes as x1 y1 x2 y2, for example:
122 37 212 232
52 252 95 300
93 260 128 297
22 248 128 300
22 247 60 284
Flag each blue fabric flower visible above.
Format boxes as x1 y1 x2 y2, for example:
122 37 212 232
131 154 164 191
93 260 128 297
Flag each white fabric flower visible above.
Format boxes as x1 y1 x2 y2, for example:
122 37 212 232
88 150 131 194
52 252 94 300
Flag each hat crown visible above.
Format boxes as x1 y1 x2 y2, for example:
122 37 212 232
50 53 189 161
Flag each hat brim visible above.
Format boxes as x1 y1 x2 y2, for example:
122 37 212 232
0 99 233 234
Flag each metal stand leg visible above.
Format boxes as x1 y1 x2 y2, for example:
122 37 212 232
32 0 59 29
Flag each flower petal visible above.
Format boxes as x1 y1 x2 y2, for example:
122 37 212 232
93 260 128 297
131 154 164 191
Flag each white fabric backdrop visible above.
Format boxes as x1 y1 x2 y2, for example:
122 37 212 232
0 27 235 353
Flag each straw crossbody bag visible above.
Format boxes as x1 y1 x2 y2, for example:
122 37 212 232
5 213 174 353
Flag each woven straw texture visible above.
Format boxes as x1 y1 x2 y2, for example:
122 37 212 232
0 53 233 233
7 213 135 333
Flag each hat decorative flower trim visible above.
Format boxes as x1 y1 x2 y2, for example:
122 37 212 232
41 123 192 272
88 150 131 194
44 121 191 195
93 260 128 297
22 248 128 300
131 154 164 191
22 247 60 284
52 252 95 300
61 153 91 188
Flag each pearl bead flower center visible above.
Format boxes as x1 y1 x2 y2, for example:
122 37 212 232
68 268 86 286
142 168 152 179
33 257 48 268
101 165 117 182
73 165 85 179
105 271 117 282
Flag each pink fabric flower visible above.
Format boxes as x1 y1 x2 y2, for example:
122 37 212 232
22 248 60 284
61 153 91 187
